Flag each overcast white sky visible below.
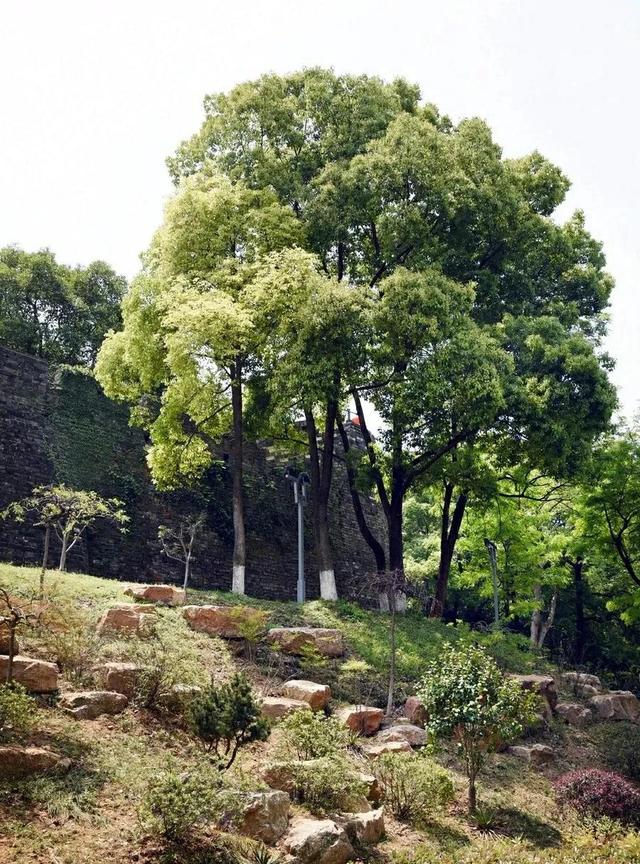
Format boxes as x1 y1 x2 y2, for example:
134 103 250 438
1 1 638 416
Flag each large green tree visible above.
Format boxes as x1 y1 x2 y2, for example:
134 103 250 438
0 247 126 366
96 169 300 594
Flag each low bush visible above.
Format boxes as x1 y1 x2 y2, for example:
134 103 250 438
38 600 99 685
142 764 230 842
555 768 640 826
287 756 367 815
0 682 36 740
591 722 640 782
372 752 455 822
277 710 349 760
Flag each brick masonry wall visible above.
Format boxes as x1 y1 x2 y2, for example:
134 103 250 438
0 346 386 601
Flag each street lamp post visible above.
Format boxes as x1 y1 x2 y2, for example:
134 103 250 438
285 466 310 603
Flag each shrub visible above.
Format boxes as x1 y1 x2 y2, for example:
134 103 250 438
418 644 537 814
38 600 99 685
277 710 349 761
372 752 455 822
591 722 640 782
142 765 225 841
555 768 640 826
0 683 36 740
229 607 270 662
190 673 269 769
287 756 367 815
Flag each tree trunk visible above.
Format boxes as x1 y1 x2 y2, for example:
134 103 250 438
183 555 191 592
6 627 16 684
336 417 386 573
430 485 468 618
530 584 557 648
59 532 69 572
39 524 50 599
230 360 246 595
468 772 477 815
305 403 338 600
386 587 397 716
574 558 586 664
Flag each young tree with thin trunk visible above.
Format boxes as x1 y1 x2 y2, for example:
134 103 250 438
158 513 205 590
0 589 41 683
96 170 301 595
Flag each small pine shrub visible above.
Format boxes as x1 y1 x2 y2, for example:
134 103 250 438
229 608 270 661
38 601 99 685
287 756 367 815
592 722 640 782
555 768 640 826
190 673 269 769
0 683 36 740
277 710 349 760
372 752 455 822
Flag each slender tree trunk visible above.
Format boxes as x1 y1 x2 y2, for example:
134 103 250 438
230 359 246 595
39 525 50 599
386 587 397 716
430 486 468 618
336 417 387 573
305 402 338 600
59 532 69 572
468 771 477 815
530 584 557 648
574 558 586 664
183 555 190 592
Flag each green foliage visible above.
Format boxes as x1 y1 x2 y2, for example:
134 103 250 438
190 673 269 769
277 710 349 761
591 722 640 782
0 683 36 740
37 599 99 685
228 607 270 661
0 246 126 366
142 764 228 842
285 756 368 815
418 645 537 812
372 752 455 822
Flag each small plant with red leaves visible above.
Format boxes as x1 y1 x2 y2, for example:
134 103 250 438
555 768 640 826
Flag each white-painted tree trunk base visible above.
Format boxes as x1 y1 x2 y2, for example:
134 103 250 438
232 565 245 595
379 591 408 613
319 569 338 601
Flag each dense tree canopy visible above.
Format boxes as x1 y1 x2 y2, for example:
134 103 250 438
0 247 126 366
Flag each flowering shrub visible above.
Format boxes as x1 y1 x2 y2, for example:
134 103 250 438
555 769 640 826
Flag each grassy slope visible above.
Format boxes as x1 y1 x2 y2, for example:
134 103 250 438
0 563 639 864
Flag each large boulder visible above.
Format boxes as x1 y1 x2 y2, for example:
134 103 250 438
335 705 384 736
375 724 426 748
340 808 385 845
267 627 345 658
283 818 354 864
589 691 640 723
0 746 70 780
361 740 412 758
508 744 555 767
283 679 331 711
182 604 262 639
404 696 428 728
261 696 311 721
238 790 290 844
60 690 128 720
93 662 149 697
96 606 155 637
563 671 602 693
556 702 593 727
262 761 299 794
0 655 58 692
125 585 186 606
510 674 558 716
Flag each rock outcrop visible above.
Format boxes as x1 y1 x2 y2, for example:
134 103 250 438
335 705 384 736
510 674 558 716
362 740 412 758
0 746 70 780
182 604 262 639
556 702 593 726
93 662 149 697
0 655 58 692
267 627 345 658
508 743 555 767
261 696 311 721
404 696 428 727
282 679 331 710
589 691 640 723
283 818 354 864
374 723 426 748
238 790 290 844
340 807 385 845
125 585 186 606
96 606 155 636
60 690 128 720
